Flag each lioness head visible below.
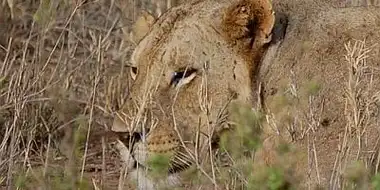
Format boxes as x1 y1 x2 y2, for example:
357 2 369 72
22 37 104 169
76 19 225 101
112 0 278 188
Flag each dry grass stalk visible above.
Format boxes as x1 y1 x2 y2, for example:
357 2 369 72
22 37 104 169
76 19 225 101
330 40 379 190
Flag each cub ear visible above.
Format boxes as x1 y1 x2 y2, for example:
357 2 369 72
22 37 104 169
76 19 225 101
222 0 275 44
129 10 156 45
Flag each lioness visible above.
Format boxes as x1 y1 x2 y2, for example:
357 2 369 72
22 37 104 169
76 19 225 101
111 0 283 189
112 0 380 188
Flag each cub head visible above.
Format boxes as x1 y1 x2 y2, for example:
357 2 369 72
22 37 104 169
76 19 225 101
112 0 276 188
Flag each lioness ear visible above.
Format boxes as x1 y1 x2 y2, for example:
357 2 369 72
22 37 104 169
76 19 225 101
222 0 275 44
129 10 156 45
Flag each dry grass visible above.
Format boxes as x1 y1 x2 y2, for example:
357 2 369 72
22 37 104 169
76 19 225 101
255 39 380 190
329 40 380 190
1 0 380 190
0 0 190 189
0 0 147 189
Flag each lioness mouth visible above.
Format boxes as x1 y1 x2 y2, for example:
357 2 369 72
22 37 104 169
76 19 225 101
115 131 193 175
130 155 192 175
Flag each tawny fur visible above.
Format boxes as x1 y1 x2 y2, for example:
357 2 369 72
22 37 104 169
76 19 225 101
113 0 380 189
112 0 277 189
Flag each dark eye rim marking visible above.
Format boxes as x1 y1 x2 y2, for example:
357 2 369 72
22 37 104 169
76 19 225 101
170 67 198 86
128 65 138 80
131 67 137 74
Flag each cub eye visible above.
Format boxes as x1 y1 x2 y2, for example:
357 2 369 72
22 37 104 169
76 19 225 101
130 67 137 80
170 68 197 87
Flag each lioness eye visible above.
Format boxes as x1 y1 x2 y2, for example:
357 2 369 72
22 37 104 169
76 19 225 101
170 68 197 87
130 67 137 80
